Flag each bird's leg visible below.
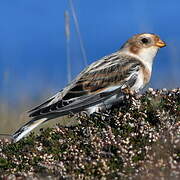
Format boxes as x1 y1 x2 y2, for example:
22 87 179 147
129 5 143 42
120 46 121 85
122 88 141 107
102 102 112 116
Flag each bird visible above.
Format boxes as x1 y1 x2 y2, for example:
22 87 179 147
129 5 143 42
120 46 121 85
12 33 166 142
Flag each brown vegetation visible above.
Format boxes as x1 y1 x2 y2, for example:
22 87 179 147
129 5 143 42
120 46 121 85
0 88 179 179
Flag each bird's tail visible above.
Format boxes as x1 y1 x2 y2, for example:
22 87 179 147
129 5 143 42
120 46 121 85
12 117 48 143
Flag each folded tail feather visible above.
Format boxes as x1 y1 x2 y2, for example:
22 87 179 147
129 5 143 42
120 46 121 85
12 117 48 142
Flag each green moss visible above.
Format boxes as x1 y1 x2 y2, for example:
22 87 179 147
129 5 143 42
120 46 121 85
0 158 8 168
132 153 145 163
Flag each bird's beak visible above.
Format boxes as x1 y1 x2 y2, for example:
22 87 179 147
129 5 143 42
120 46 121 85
156 39 166 48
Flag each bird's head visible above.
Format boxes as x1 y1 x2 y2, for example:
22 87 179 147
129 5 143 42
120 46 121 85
120 33 166 66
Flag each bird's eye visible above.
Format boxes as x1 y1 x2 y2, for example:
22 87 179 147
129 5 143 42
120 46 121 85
141 38 149 44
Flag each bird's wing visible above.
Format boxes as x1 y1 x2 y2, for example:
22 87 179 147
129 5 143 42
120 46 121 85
29 53 142 118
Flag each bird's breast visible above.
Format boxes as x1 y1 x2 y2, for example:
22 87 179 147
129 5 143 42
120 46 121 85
131 69 147 91
142 67 151 85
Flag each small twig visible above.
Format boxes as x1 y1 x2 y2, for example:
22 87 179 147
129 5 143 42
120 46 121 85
68 0 88 67
65 11 72 83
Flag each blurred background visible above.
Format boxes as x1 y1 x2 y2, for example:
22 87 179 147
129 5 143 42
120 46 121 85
0 0 180 133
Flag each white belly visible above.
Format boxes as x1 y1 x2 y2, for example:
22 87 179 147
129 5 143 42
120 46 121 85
131 70 145 91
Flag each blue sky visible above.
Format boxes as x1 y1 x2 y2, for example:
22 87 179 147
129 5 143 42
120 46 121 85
0 0 180 104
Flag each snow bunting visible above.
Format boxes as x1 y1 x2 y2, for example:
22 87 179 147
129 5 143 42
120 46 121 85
12 33 166 142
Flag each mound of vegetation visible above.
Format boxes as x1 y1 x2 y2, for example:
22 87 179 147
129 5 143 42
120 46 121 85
0 88 180 179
